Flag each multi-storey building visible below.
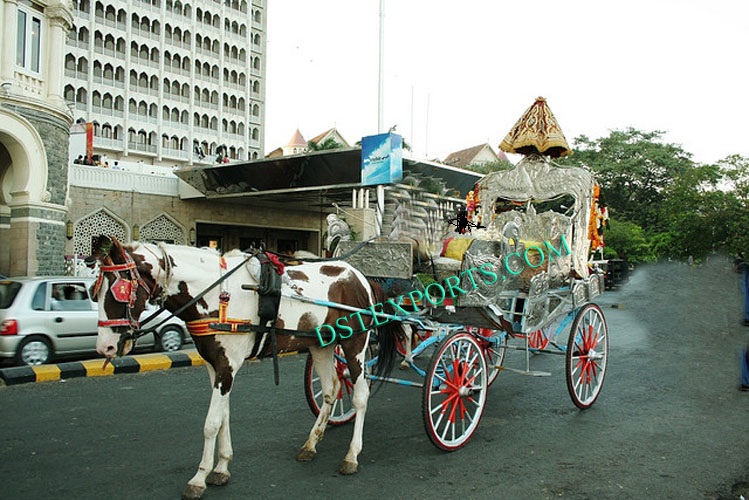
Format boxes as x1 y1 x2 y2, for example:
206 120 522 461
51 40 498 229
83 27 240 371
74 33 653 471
0 0 477 281
63 0 266 165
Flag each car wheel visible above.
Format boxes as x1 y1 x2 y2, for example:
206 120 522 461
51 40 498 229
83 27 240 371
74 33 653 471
156 326 184 352
16 336 52 366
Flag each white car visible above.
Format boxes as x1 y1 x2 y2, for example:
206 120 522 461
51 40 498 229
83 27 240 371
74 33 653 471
0 276 191 366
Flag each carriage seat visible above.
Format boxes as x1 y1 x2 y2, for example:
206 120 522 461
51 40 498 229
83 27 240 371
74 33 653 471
430 236 473 280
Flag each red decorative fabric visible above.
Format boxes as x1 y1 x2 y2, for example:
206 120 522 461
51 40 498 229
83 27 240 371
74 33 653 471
111 278 133 303
266 252 285 275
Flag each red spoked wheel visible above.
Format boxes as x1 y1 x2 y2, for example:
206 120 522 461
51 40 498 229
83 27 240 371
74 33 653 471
304 344 372 426
475 328 507 387
516 326 550 350
422 331 488 451
565 304 608 409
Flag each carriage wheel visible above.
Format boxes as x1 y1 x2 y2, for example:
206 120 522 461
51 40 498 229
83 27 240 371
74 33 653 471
476 328 507 387
565 304 608 409
304 344 373 426
516 326 550 350
528 327 551 350
422 331 488 451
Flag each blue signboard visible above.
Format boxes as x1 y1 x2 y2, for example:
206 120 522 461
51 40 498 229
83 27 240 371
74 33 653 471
361 132 403 186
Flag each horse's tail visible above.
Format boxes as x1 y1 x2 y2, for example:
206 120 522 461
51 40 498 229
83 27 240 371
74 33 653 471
368 280 397 387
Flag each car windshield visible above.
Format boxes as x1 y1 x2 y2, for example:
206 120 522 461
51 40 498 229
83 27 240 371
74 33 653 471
0 280 23 309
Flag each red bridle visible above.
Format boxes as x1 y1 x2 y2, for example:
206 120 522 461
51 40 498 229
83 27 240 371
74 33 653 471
94 245 153 331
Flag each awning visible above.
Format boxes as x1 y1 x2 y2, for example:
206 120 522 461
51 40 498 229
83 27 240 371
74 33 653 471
174 148 482 200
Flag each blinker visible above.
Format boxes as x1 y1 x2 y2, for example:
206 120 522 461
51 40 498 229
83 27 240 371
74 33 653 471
111 278 133 303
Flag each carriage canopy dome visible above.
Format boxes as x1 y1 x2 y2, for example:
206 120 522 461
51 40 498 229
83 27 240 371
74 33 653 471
499 97 573 158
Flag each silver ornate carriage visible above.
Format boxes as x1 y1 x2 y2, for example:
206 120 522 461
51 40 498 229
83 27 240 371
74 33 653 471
305 97 610 451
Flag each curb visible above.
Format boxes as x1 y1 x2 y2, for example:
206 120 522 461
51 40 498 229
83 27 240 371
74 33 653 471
0 350 206 386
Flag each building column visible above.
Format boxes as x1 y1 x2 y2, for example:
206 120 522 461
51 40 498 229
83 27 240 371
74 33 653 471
45 3 73 106
1 0 18 85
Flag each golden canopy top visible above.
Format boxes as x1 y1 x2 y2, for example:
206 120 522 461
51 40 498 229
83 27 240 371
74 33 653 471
499 97 573 158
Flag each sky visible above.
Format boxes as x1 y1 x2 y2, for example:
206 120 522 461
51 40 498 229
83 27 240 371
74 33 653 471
264 0 749 165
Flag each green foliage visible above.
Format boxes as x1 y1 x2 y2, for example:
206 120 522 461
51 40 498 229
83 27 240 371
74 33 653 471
603 218 656 263
416 273 437 287
716 155 749 256
308 138 343 151
719 154 749 202
560 128 694 231
558 127 747 261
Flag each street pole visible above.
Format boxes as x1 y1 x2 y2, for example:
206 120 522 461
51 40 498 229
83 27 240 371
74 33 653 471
378 0 385 133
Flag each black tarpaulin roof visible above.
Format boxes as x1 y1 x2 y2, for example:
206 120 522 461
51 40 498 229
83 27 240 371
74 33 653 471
174 148 482 199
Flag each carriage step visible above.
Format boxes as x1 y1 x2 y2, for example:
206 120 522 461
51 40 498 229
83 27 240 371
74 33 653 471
494 366 552 377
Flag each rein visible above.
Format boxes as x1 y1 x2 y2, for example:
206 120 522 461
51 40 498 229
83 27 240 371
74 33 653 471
266 236 378 262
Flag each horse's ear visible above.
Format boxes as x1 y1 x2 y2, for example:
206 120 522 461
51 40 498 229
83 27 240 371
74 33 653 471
91 235 113 260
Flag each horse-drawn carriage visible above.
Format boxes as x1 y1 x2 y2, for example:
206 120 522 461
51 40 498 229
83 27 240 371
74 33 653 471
89 97 609 498
307 136 608 451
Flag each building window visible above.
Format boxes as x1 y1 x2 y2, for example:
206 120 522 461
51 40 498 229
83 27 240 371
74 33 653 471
16 8 42 73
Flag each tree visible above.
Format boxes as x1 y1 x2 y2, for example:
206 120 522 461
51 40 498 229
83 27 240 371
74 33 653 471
601 218 656 263
308 138 343 151
659 163 725 258
716 154 749 256
560 128 695 231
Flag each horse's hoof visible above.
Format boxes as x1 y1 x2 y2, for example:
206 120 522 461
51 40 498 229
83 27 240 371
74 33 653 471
296 449 317 462
206 471 231 486
181 484 206 500
399 361 409 370
339 460 359 475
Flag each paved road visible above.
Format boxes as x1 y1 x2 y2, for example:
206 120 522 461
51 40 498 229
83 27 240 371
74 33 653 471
1 256 747 499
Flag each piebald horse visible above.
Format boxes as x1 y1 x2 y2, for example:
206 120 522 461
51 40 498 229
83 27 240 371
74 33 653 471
89 236 397 499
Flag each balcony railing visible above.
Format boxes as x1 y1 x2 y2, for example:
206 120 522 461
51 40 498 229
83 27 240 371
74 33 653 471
68 164 179 196
93 136 125 150
162 147 189 159
128 142 158 154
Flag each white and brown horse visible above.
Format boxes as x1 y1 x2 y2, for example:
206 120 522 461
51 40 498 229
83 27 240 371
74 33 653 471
89 236 397 499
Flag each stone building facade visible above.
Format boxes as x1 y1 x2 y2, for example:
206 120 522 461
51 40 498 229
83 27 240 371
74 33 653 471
1 0 74 277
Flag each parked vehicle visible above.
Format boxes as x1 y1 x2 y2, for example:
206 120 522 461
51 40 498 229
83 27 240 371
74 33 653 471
0 276 191 366
590 259 630 289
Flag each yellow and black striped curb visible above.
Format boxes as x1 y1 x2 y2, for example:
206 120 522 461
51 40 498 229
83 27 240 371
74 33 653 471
0 350 206 386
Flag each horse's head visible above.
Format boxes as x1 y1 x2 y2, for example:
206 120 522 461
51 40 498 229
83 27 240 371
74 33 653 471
90 235 155 362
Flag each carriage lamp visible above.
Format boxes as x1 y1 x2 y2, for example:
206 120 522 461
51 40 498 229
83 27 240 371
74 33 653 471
133 224 140 240
66 220 74 240
189 227 196 245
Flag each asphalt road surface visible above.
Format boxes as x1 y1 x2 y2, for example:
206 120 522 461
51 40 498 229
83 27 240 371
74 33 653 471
1 255 748 499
